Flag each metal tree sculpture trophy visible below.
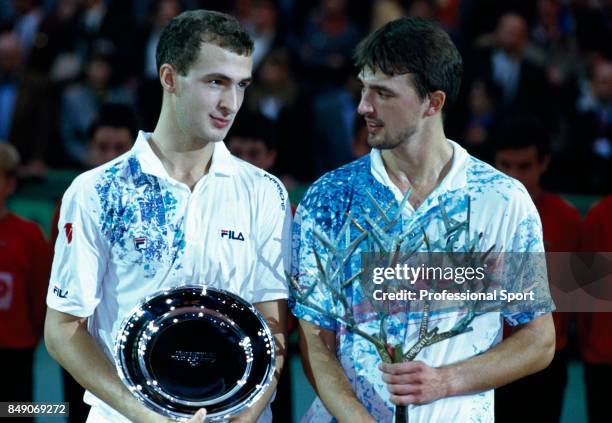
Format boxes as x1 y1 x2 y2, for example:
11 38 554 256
290 190 546 423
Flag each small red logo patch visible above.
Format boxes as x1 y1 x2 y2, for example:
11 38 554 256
64 223 73 244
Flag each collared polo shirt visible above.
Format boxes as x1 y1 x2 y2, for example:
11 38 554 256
47 131 291 422
291 140 549 423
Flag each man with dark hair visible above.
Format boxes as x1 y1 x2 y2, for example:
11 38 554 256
45 10 290 423
292 17 555 422
86 103 138 168
492 115 581 423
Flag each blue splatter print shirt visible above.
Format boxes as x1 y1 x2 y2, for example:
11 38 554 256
291 140 550 423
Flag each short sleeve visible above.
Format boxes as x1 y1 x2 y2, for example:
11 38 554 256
290 203 338 331
46 178 110 317
250 174 292 303
502 194 553 326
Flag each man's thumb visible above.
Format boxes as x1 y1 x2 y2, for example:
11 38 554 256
192 408 207 422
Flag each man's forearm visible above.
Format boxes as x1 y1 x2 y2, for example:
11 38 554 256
299 321 374 423
44 309 159 423
444 313 555 396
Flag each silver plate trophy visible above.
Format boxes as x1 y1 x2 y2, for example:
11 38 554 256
115 285 276 421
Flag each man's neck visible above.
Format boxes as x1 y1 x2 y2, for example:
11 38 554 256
380 126 453 209
151 123 216 191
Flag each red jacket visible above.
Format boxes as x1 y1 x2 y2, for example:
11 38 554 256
0 213 51 348
578 195 612 364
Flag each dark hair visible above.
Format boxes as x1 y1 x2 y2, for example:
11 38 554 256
353 16 463 105
226 112 276 150
492 114 550 161
88 103 139 141
156 10 253 75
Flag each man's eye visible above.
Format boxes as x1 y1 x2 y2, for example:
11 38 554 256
209 80 222 86
238 81 250 89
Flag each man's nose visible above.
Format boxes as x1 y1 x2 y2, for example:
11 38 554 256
357 94 374 116
220 87 239 114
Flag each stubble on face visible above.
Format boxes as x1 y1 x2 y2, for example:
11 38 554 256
366 124 417 150
358 69 424 151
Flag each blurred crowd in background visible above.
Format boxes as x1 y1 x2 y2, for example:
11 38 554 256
0 0 610 194
1 0 612 422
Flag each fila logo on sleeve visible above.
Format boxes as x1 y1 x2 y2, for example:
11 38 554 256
52 284 68 299
220 229 245 241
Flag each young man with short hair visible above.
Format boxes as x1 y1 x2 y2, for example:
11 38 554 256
292 17 555 422
45 10 291 423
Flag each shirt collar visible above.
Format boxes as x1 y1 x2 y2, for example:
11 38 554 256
131 131 236 179
370 139 469 203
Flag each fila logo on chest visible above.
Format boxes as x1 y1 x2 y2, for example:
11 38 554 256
220 229 245 241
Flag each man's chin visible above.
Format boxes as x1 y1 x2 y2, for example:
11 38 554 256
367 134 392 149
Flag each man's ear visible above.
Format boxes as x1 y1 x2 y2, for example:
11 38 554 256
424 90 446 117
159 64 178 93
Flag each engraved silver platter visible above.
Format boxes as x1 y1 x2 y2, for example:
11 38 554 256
114 285 276 421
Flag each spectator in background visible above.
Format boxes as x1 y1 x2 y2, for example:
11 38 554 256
578 195 612 423
134 0 183 81
311 71 361 176
59 51 134 167
226 111 278 172
0 31 52 177
11 0 45 59
246 48 297 122
75 0 133 68
288 0 361 92
461 79 501 158
471 13 553 125
0 142 51 422
134 0 183 131
28 0 82 79
493 115 581 423
238 0 283 71
568 59 612 194
528 0 580 99
244 48 315 185
86 104 138 168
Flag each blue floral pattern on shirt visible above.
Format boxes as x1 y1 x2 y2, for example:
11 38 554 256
94 156 185 279
291 152 549 423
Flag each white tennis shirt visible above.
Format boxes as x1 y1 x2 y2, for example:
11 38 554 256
47 131 291 422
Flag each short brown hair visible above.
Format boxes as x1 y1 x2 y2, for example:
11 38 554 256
156 10 254 75
354 17 463 105
0 143 20 177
